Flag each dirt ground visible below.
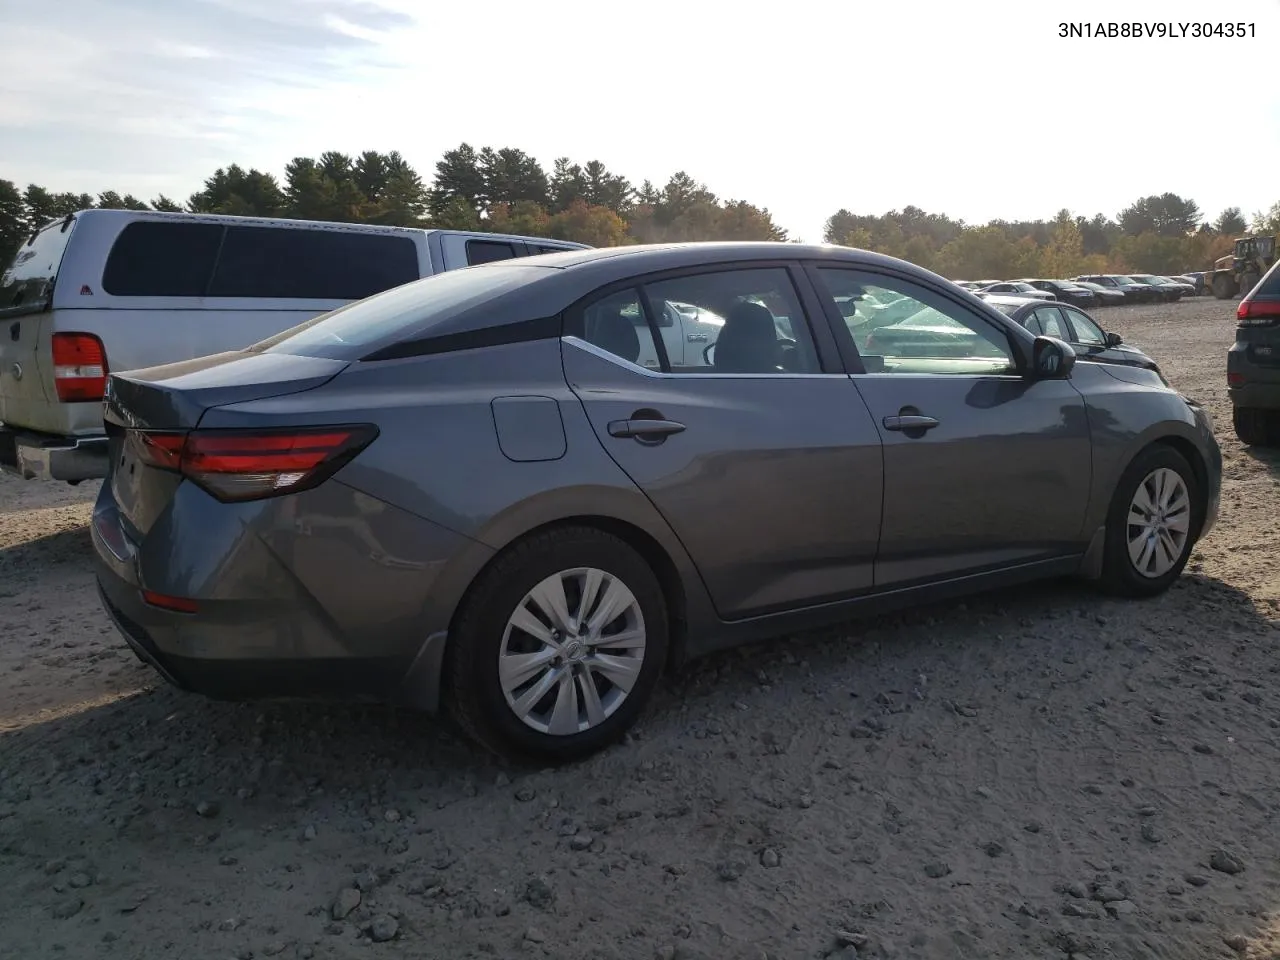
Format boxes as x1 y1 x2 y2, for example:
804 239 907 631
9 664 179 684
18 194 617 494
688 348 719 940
4 297 1280 960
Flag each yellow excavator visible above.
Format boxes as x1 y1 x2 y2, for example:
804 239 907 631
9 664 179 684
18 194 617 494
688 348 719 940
1209 235 1277 299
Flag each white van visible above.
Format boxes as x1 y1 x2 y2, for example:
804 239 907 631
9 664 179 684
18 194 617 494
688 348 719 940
0 210 589 483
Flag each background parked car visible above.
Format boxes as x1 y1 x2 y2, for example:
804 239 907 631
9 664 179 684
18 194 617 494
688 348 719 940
1020 278 1101 308
983 295 1165 378
1075 274 1159 304
1071 280 1127 307
1227 255 1280 445
975 281 1055 301
1174 273 1206 295
1157 276 1198 297
1127 274 1185 302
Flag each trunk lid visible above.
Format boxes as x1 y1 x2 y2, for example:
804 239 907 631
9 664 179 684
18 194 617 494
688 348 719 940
105 350 350 537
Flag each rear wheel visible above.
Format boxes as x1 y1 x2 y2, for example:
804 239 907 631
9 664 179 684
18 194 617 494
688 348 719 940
1212 273 1237 299
1098 445 1201 598
445 526 668 764
1233 407 1280 447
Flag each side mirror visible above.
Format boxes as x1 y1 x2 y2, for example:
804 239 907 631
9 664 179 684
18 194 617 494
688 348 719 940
1030 335 1076 379
1105 331 1123 346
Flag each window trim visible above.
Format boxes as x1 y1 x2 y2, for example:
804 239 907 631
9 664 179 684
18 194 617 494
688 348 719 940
803 261 1032 379
562 260 845 378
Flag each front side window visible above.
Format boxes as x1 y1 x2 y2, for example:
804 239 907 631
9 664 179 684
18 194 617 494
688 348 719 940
1031 306 1068 339
815 268 1017 376
1061 306 1106 345
639 268 821 374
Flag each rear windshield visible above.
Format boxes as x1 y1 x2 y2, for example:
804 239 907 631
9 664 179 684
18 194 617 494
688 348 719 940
256 263 547 360
101 220 421 300
0 216 77 317
1257 260 1280 297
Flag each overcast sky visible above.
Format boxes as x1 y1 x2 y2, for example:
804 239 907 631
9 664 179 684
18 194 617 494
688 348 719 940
3 0 1278 241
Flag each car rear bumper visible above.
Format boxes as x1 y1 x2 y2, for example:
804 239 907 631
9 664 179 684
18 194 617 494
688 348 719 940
0 426 108 482
1227 344 1280 408
89 479 480 712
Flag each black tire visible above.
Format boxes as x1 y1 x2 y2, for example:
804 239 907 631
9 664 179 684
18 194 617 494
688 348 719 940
444 525 669 764
1233 407 1280 447
1212 273 1236 299
1098 444 1202 598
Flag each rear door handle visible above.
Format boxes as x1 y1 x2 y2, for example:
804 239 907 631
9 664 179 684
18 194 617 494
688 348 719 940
608 418 686 440
883 415 939 432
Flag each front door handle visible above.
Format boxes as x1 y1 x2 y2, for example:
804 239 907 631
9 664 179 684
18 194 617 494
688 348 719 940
608 418 686 440
883 414 939 432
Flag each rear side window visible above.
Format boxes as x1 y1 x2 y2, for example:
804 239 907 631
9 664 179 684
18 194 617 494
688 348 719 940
1 216 77 316
466 239 520 265
102 221 224 297
208 226 420 300
1256 260 1280 297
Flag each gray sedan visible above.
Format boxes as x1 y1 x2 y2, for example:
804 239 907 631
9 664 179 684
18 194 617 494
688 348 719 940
91 242 1223 763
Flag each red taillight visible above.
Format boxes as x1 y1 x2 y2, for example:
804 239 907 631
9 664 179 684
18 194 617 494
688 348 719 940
1228 371 1246 387
142 590 199 614
129 425 377 502
52 332 108 402
1238 299 1280 325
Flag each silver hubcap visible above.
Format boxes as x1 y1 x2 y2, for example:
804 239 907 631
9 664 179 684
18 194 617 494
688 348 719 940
499 567 646 736
1127 467 1191 578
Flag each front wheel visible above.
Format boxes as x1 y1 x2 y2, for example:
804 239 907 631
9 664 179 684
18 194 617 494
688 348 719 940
445 526 669 764
1098 445 1201 598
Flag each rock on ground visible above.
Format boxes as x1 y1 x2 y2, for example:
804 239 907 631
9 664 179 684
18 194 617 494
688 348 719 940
4 299 1280 960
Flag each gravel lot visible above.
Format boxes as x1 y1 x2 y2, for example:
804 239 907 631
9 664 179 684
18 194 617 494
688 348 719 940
3 297 1280 960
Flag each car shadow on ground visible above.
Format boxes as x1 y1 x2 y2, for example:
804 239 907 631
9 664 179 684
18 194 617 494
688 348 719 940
1244 444 1280 477
1 566 1272 794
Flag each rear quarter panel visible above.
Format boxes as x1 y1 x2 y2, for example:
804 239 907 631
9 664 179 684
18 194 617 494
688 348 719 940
195 337 720 640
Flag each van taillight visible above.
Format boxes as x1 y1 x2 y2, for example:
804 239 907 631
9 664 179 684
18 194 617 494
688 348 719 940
51 333 108 402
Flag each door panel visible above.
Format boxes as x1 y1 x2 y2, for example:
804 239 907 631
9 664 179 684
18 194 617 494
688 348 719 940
851 373 1091 586
562 344 884 620
807 264 1092 587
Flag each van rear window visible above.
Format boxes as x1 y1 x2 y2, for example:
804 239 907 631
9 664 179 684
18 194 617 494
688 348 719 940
209 226 420 300
1 216 78 317
101 220 421 300
102 221 223 297
466 239 520 265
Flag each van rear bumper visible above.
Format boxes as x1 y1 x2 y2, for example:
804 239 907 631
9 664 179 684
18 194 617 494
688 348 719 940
0 425 109 482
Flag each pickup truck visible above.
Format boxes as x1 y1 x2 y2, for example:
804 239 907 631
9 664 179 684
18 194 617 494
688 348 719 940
0 209 589 483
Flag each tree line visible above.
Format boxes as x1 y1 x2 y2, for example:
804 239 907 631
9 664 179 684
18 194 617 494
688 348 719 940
3 144 1279 280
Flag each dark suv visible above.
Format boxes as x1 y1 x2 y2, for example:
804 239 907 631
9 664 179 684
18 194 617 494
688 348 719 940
1227 257 1280 445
